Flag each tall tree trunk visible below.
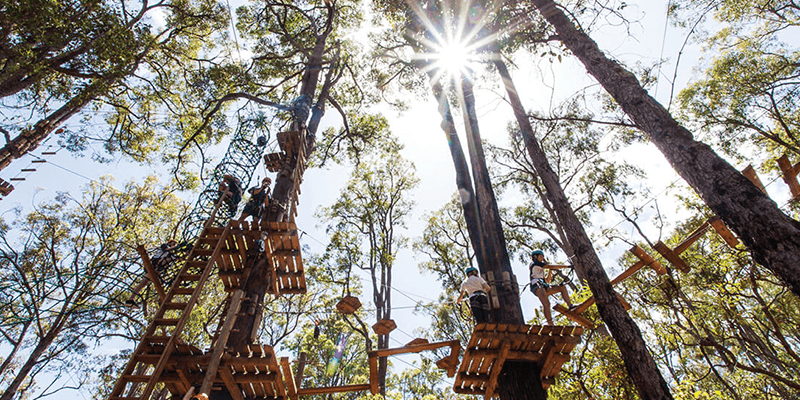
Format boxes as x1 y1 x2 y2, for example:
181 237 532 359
494 57 674 400
427 78 488 273
0 321 31 379
530 0 800 297
458 76 524 324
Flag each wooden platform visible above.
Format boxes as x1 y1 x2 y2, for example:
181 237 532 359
453 324 583 399
212 220 306 295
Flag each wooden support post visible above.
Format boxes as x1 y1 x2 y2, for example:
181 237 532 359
777 154 800 199
653 241 690 273
200 289 245 395
741 165 767 194
294 352 308 388
708 217 739 248
368 354 379 394
219 368 245 400
485 271 500 309
483 341 510 400
136 245 167 303
280 357 297 400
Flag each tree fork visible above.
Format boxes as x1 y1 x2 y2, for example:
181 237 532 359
531 0 800 297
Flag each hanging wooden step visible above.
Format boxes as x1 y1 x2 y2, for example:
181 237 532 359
653 241 690 273
453 324 583 398
20 168 36 172
708 216 739 248
31 159 46 163
372 319 397 335
336 296 362 314
741 165 767 194
0 178 14 196
777 154 800 200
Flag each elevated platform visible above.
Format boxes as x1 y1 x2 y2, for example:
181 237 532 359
453 323 583 399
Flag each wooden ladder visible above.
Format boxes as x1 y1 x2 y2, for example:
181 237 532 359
108 224 231 400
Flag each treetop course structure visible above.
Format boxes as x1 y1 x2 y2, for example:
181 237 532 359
107 109 586 399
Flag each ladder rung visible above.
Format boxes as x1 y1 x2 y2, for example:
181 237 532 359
41 151 57 155
10 178 24 181
144 335 171 344
179 274 202 281
164 302 188 309
31 160 46 163
154 318 180 326
172 287 195 295
194 248 214 256
122 374 152 383
134 354 161 364
20 168 36 172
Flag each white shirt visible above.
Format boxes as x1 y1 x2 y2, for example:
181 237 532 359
461 275 490 297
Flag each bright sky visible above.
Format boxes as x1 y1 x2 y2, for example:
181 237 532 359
2 0 783 397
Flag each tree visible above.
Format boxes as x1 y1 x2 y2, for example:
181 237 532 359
527 0 800 299
0 0 229 172
319 142 419 394
0 176 188 400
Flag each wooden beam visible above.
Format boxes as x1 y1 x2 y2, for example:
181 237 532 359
280 357 297 400
483 342 510 400
553 304 595 329
368 354 379 394
675 220 711 254
296 384 371 395
708 217 739 248
200 289 244 395
136 245 166 303
653 241 689 273
777 154 800 199
610 259 645 286
629 245 666 275
447 343 461 378
367 340 461 358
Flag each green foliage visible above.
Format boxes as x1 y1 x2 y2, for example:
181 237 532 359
0 176 188 398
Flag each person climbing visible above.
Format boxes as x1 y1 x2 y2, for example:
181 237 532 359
239 177 271 222
126 240 180 306
456 267 492 324
218 174 243 217
529 250 575 325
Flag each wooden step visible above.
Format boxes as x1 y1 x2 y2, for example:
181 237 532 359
154 318 180 326
133 354 161 364
122 374 152 383
172 287 195 295
164 302 189 310
193 248 214 256
144 335 171 344
179 274 202 282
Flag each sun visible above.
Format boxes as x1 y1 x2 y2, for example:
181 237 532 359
431 39 475 78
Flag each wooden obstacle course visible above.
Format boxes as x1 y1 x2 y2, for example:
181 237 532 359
264 152 286 172
368 339 462 394
453 324 583 398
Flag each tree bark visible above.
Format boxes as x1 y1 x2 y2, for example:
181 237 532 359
494 56 674 400
530 0 800 297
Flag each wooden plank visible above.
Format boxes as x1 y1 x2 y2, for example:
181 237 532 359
553 304 595 329
653 241 690 273
447 343 461 378
778 154 800 199
675 220 712 254
610 260 646 286
280 357 297 400
629 245 666 275
296 384 371 395
741 165 767 194
137 245 167 303
709 217 739 248
368 340 461 358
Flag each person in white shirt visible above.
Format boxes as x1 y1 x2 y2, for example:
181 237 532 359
456 267 492 323
529 250 575 325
